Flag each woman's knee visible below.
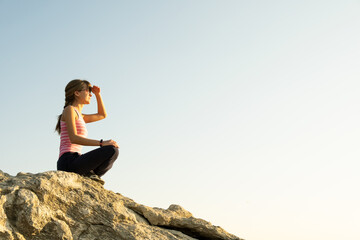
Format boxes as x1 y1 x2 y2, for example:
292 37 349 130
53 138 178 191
102 145 119 160
112 146 119 160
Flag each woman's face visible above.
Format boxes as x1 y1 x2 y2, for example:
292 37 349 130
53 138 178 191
76 85 92 104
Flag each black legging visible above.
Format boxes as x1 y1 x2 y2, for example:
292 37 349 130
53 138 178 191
57 145 119 177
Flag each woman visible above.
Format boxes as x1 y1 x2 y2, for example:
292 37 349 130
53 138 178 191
56 79 119 183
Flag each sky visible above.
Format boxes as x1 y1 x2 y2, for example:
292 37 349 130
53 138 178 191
0 0 360 239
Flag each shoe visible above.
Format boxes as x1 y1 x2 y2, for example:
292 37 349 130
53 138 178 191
85 171 105 185
89 174 105 185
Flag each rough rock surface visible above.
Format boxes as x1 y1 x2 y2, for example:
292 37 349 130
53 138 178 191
0 170 242 240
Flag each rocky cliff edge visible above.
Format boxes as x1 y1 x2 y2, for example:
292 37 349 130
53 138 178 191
0 170 243 240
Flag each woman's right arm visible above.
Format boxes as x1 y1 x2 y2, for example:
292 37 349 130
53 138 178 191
63 107 118 148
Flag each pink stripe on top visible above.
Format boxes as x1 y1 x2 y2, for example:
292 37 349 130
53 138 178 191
59 108 88 157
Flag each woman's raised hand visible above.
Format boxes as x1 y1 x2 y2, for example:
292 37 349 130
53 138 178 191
103 139 119 148
91 85 101 95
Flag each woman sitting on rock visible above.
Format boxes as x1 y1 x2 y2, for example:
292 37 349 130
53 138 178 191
55 79 119 183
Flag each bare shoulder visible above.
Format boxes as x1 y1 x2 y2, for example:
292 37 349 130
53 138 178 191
61 106 76 121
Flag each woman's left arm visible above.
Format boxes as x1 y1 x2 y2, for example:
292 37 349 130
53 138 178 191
83 85 108 123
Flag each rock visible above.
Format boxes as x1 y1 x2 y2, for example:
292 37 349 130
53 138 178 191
0 170 243 240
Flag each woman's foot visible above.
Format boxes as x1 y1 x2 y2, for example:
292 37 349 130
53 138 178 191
84 170 105 185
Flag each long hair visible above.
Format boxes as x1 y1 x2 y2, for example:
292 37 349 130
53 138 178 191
55 79 91 134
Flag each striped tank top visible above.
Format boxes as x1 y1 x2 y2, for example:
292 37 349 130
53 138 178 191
59 108 88 157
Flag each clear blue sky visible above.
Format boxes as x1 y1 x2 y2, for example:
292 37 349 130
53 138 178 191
1 1 359 239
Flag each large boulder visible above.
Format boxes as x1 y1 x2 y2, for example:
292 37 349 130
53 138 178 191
0 170 242 240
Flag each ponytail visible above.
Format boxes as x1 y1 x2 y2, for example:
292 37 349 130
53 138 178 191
55 101 72 134
55 114 62 134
